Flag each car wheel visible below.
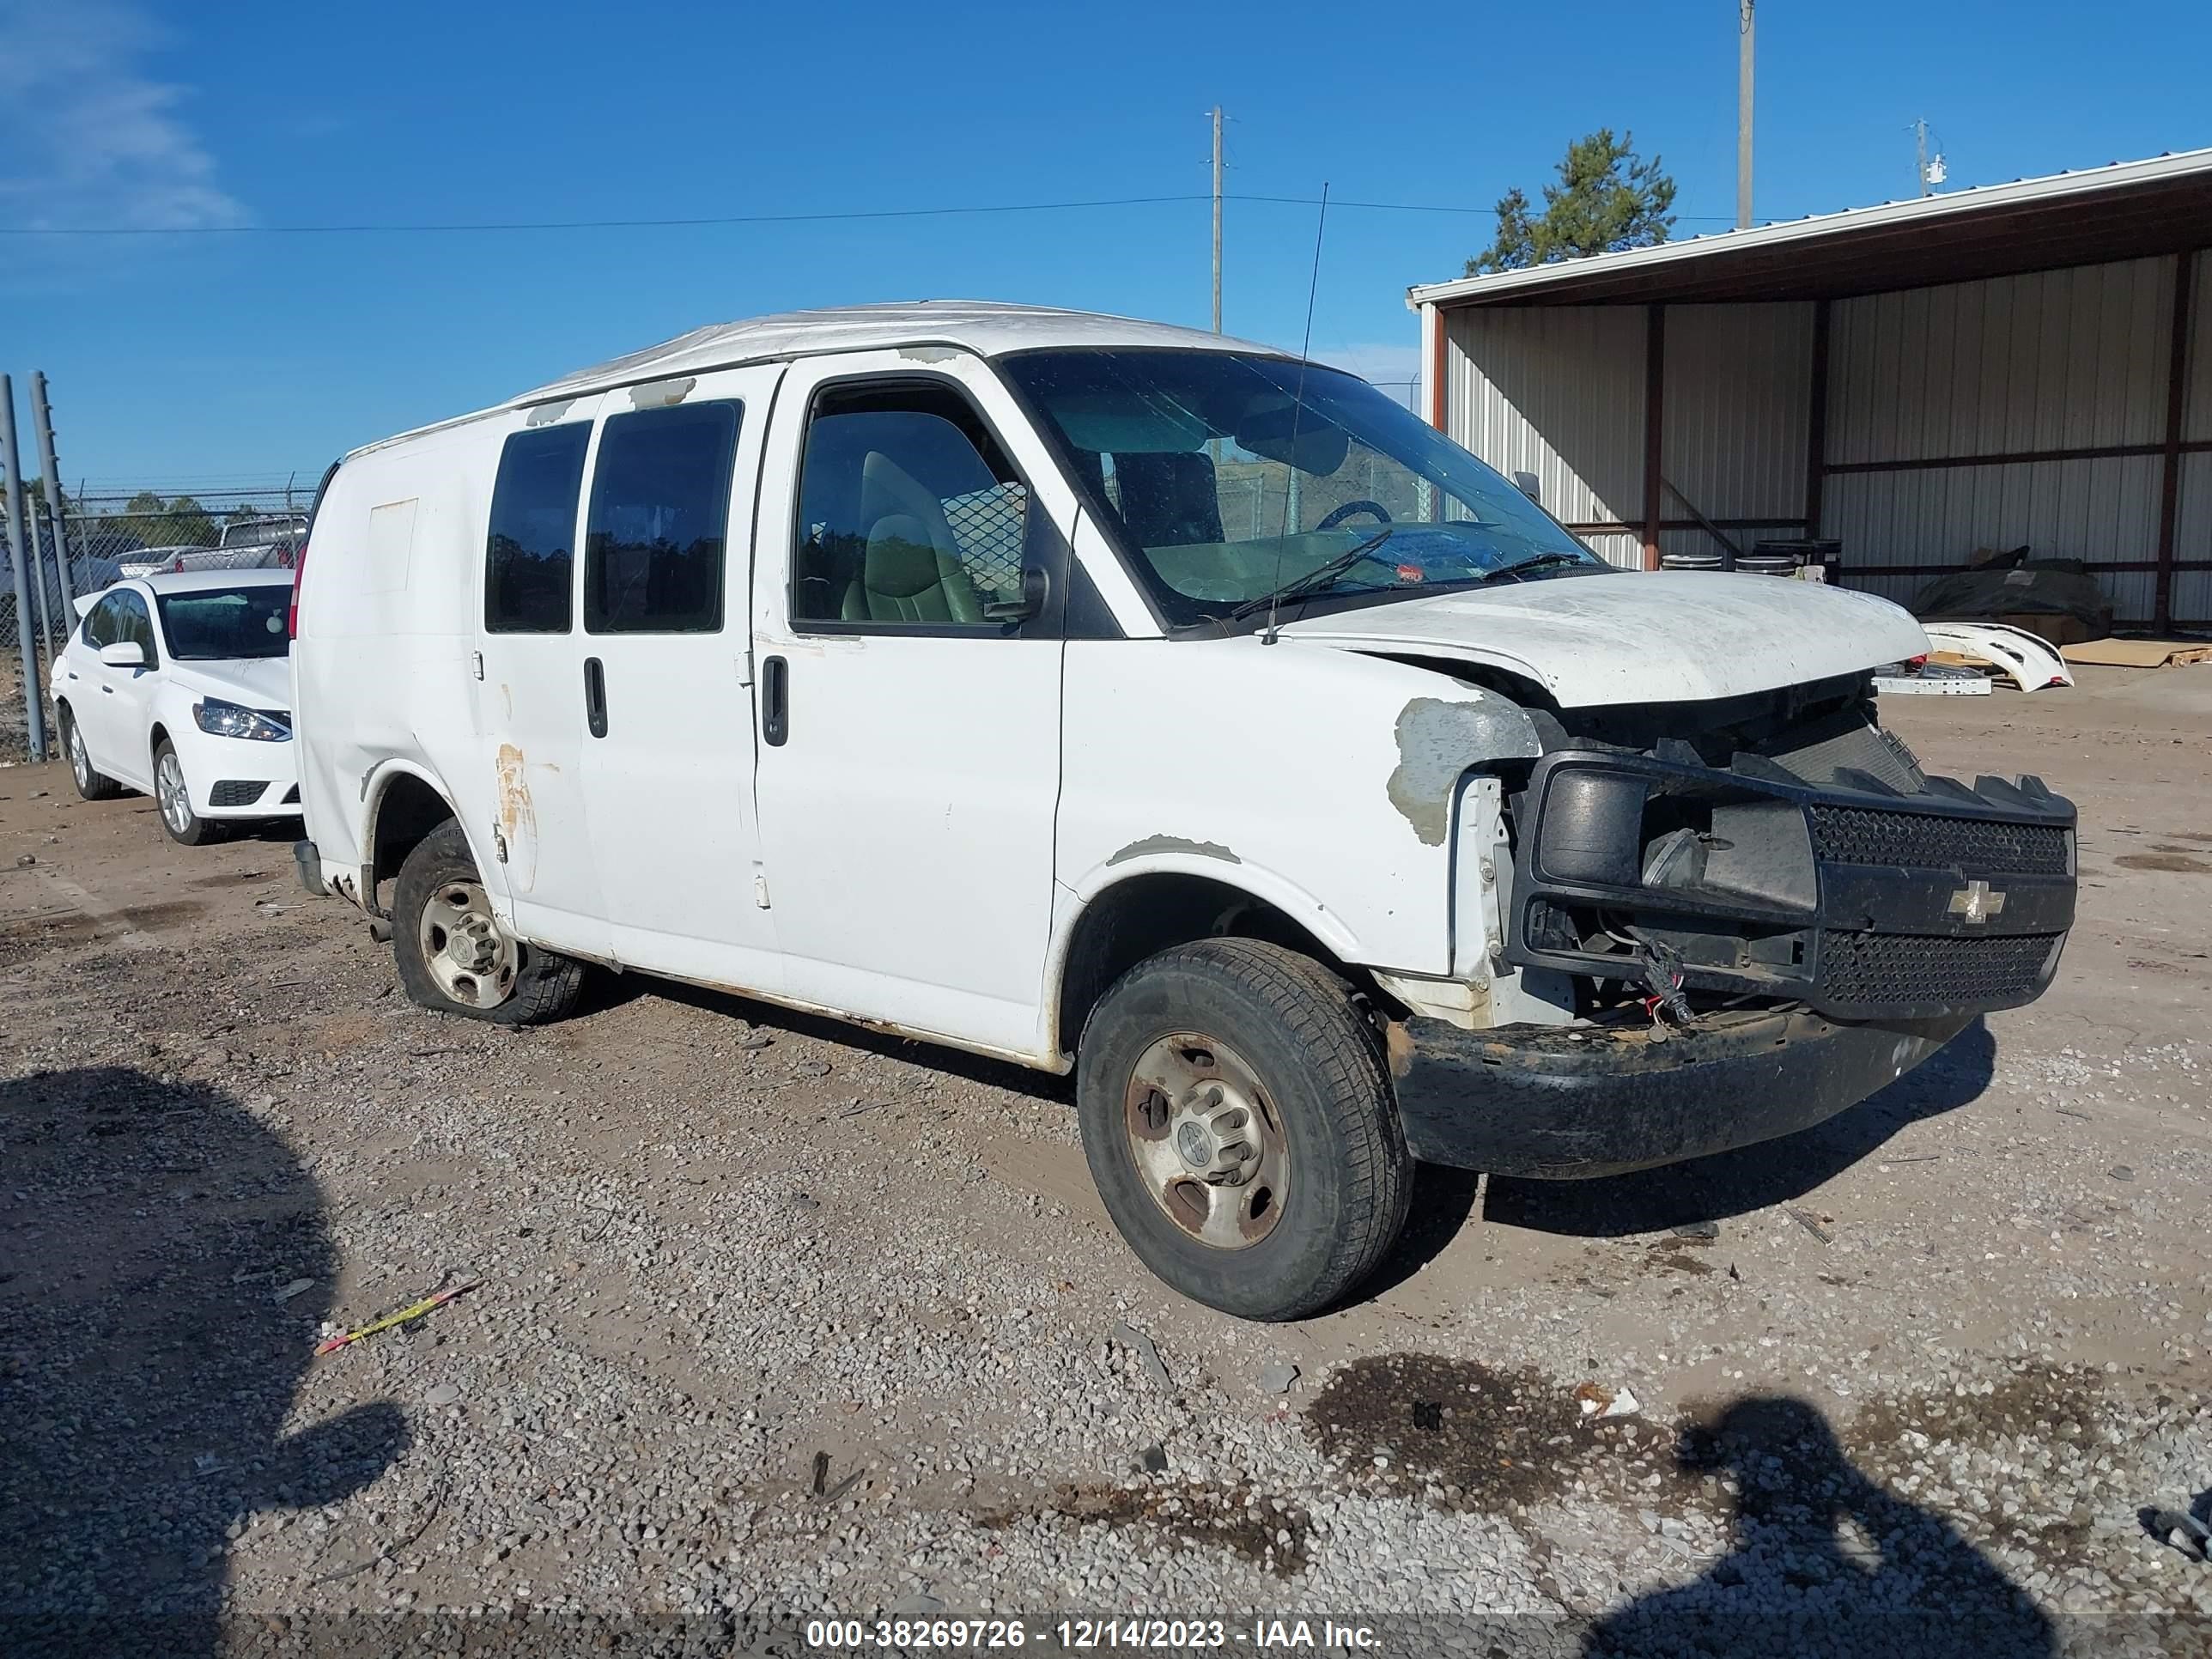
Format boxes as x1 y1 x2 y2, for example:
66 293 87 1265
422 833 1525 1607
1075 938 1413 1322
392 821 584 1025
59 705 123 801
152 738 220 845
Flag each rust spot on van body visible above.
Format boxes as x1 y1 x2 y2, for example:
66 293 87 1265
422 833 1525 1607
495 744 538 892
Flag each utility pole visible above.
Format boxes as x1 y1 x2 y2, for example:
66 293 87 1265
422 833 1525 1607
29 374 75 628
1736 0 1755 230
1 375 50 762
1915 118 1929 197
1210 106 1224 331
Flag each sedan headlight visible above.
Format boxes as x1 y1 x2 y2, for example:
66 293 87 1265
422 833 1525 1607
193 697 290 742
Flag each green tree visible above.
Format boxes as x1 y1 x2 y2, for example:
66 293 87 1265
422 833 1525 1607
1468 129 1677 276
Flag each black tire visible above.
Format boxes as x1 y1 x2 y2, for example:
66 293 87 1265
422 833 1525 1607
58 704 123 801
1076 938 1413 1321
391 820 585 1025
152 738 221 845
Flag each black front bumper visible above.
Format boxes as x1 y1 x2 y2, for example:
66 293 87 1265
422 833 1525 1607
1389 1006 1971 1178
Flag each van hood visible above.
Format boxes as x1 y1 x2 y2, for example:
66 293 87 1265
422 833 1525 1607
1279 569 1929 708
167 656 292 713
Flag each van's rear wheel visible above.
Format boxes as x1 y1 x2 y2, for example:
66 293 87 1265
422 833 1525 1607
1076 939 1411 1322
392 821 584 1024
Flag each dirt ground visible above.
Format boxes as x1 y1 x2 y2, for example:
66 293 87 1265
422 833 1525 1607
2 664 2209 1653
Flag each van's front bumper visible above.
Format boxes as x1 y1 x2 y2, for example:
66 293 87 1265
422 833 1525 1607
1388 1006 1971 1179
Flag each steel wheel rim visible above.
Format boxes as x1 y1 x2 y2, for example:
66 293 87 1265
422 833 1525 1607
417 880 518 1009
155 752 191 834
68 722 89 790
1123 1032 1289 1250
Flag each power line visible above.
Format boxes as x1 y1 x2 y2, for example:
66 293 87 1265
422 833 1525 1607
2 191 1740 239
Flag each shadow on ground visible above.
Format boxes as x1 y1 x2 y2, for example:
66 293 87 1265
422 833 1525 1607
1584 1394 2052 1656
1486 1018 1996 1238
0 1067 404 1657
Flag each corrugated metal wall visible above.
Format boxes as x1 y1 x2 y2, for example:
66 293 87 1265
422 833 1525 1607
2177 250 2212 624
1662 303 1814 520
1443 306 1644 562
1822 257 2183 617
1438 248 2207 623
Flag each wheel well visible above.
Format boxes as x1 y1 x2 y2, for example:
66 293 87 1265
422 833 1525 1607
148 722 169 761
370 774 457 909
1055 874 1365 1058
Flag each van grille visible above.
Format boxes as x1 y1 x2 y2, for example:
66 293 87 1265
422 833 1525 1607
1807 805 2069 875
1820 930 2060 1014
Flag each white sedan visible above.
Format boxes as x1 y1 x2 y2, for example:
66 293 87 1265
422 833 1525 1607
51 569 300 845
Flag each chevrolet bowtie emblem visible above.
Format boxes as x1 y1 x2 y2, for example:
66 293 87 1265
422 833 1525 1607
1948 879 2007 925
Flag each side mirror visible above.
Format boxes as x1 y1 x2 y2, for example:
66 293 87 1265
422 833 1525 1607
983 565 1050 625
97 641 147 670
1512 471 1543 507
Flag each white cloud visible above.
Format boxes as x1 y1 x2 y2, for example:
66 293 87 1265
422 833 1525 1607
0 1 246 232
1316 342 1424 407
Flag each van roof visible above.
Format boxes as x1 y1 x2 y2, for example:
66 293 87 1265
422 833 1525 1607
345 301 1289 461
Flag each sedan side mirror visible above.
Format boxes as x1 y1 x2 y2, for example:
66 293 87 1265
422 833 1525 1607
97 641 147 670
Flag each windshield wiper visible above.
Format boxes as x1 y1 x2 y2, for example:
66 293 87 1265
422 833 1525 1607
1227 527 1397 621
1480 550 1591 584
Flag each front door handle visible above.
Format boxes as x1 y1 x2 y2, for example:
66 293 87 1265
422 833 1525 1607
583 656 608 738
761 655 788 746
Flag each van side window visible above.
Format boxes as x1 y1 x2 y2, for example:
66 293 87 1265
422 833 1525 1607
793 382 1028 629
486 423 591 634
583 402 740 634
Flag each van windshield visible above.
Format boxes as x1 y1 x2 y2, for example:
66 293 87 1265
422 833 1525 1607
155 586 293 659
998 349 1605 628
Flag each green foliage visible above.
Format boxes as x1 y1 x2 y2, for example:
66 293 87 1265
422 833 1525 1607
1468 129 1677 276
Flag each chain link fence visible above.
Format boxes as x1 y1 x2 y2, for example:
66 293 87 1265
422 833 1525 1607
2 483 310 761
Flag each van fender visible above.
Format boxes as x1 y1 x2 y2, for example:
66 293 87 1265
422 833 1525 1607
358 758 514 920
1037 850 1368 1058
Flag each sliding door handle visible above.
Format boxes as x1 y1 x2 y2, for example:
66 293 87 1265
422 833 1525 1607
761 655 788 746
583 656 608 738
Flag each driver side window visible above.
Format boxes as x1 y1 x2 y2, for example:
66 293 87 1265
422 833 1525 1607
112 592 158 663
791 380 1030 633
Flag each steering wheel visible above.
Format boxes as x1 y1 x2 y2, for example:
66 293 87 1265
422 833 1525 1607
1316 500 1392 532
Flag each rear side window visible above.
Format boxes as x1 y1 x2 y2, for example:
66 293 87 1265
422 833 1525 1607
584 402 740 634
486 423 591 633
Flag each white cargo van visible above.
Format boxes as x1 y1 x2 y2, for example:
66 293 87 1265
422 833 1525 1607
293 302 2075 1319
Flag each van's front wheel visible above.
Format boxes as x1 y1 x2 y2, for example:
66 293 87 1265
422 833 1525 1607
392 822 584 1024
1076 939 1411 1322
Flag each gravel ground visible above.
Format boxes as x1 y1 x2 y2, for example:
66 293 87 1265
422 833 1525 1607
3 664 2210 1656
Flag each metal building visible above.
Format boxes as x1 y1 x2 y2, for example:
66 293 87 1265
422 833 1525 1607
1407 149 2212 630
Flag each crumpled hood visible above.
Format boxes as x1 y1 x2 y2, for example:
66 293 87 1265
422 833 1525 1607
167 656 292 714
1279 570 1929 707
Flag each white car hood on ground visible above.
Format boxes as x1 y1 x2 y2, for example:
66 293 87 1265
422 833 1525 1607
165 656 292 712
1280 569 1930 707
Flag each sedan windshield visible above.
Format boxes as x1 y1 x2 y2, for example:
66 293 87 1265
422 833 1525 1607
155 586 292 660
1000 349 1606 627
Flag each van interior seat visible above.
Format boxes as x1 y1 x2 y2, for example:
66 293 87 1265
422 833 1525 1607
841 450 986 625
1111 450 1224 548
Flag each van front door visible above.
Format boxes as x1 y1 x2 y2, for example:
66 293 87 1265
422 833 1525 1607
750 352 1077 1059
574 365 782 989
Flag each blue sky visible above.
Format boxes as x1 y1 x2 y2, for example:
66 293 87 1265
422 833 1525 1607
5 0 2209 495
